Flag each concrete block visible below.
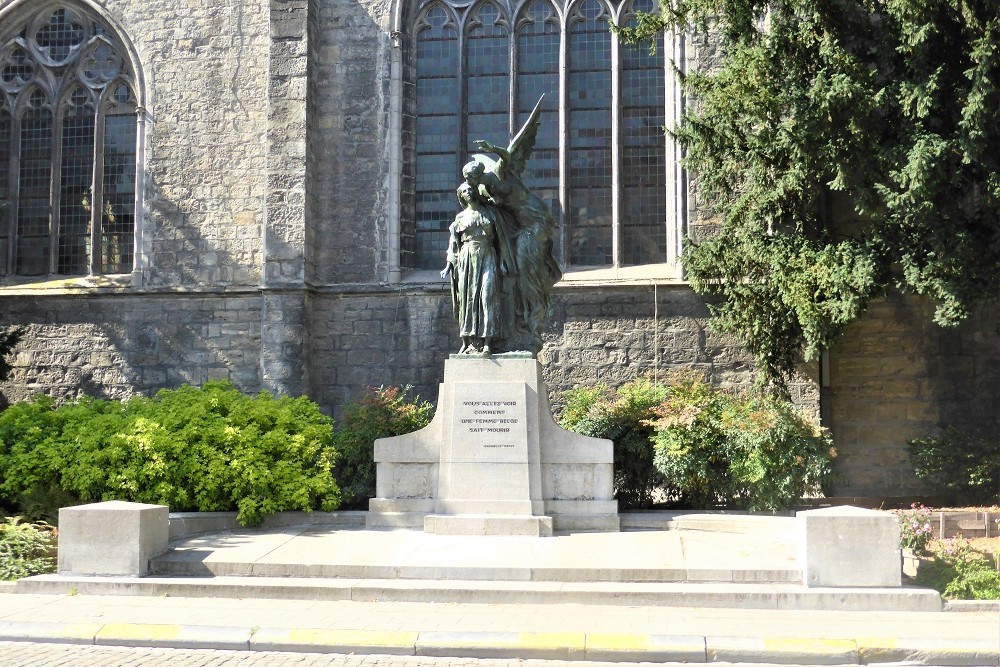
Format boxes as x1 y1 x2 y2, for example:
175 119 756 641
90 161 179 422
250 627 418 655
415 630 586 660
707 635 859 665
584 633 706 663
94 623 251 650
58 501 169 576
797 506 901 587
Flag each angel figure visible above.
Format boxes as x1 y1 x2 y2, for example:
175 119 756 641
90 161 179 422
461 95 563 354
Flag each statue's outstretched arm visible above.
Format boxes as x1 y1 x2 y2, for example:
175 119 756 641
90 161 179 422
474 139 511 161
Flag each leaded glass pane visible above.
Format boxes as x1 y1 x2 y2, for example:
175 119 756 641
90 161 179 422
35 9 86 64
1 47 33 89
101 85 135 274
58 87 94 274
465 3 509 159
414 4 459 269
568 0 613 266
517 1 560 232
17 90 52 275
621 0 666 265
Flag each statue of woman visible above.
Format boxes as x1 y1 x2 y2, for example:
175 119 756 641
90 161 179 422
440 182 513 354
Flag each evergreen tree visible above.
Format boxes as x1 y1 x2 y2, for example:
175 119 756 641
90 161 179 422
618 1 1000 393
0 327 24 383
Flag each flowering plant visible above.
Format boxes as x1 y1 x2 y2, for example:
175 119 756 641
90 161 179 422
898 503 934 555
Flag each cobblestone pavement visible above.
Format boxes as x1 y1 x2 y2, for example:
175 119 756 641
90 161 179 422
0 643 847 667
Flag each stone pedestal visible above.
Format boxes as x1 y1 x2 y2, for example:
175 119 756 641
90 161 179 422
368 356 618 534
58 501 168 576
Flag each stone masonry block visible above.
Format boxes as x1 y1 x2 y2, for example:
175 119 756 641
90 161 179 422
797 506 901 588
58 501 169 576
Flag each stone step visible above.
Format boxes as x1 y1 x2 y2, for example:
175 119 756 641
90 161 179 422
148 554 802 584
16 574 943 613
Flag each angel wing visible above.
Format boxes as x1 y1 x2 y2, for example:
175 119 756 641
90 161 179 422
504 94 545 178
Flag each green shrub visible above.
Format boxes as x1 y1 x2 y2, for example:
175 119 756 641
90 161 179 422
915 537 1000 600
560 378 672 509
648 372 834 511
332 385 433 509
0 325 25 384
0 382 340 526
908 428 1000 505
0 517 57 580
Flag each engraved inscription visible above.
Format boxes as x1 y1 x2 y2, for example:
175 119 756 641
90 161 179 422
460 400 519 446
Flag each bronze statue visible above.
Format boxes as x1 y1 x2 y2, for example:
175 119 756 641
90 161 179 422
443 96 562 356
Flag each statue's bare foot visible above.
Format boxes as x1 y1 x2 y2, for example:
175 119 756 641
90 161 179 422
482 344 492 356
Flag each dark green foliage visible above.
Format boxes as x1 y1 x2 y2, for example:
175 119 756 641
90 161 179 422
0 382 340 526
332 386 434 509
0 517 57 580
616 0 1000 393
648 372 834 510
0 326 25 384
908 427 1000 504
559 378 673 509
915 538 1000 600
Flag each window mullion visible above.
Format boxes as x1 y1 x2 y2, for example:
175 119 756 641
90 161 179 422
6 111 21 275
667 29 685 274
48 105 63 276
458 17 467 166
91 103 106 275
508 12 516 138
610 3 622 269
557 8 569 266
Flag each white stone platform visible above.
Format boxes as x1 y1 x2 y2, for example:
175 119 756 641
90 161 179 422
20 511 938 612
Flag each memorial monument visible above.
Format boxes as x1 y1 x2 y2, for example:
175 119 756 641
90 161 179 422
367 99 619 535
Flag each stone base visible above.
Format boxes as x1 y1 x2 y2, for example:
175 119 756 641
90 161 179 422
58 501 168 576
424 514 554 537
371 357 618 536
797 506 901 587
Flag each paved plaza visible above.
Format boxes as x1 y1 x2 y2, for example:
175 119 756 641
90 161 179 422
3 514 999 665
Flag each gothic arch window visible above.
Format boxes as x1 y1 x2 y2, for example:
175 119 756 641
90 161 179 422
0 4 139 277
408 0 682 272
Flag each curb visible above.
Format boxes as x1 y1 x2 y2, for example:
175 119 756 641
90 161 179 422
0 621 995 665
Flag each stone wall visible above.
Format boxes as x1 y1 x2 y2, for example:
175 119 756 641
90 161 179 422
308 0 393 284
108 0 271 287
0 292 261 406
306 283 801 418
827 293 1000 496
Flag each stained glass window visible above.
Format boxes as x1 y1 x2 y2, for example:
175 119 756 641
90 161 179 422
414 4 460 269
410 0 678 272
621 0 667 265
0 4 138 277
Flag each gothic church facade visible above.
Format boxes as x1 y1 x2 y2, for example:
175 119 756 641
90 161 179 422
2 0 998 497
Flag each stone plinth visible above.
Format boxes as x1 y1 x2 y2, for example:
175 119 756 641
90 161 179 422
797 505 901 587
58 501 169 576
368 356 618 534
